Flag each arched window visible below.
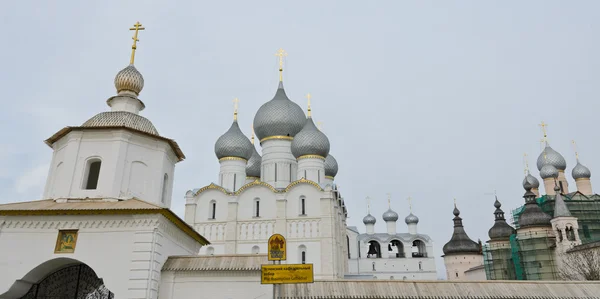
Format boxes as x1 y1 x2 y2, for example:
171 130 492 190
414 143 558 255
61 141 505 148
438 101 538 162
367 241 381 258
299 245 307 264
206 246 214 255
161 174 169 204
209 200 217 220
389 240 405 258
412 240 426 257
455 272 459 278
252 245 260 254
300 196 306 215
566 226 576 241
83 158 101 190
390 276 394 280
254 198 260 217
556 228 564 242
347 235 351 259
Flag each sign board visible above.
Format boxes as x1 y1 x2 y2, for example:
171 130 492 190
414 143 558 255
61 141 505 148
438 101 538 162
268 234 286 261
261 264 314 284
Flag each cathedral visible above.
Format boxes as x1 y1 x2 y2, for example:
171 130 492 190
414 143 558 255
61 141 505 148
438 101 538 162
1 24 600 299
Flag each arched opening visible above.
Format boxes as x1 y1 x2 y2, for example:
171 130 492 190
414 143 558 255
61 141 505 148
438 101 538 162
556 228 564 242
206 246 215 255
367 240 381 258
298 245 307 264
2 259 113 299
209 200 216 220
252 245 260 254
411 240 426 257
83 158 102 190
418 261 423 271
566 226 576 241
161 173 169 204
388 240 405 258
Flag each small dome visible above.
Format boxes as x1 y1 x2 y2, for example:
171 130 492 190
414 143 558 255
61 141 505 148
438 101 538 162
324 154 339 177
246 145 262 178
214 121 253 160
82 111 158 135
115 65 144 95
488 199 516 240
522 173 540 189
536 145 566 171
540 163 559 179
572 161 591 180
363 214 376 225
291 118 330 159
405 213 419 225
443 206 481 255
382 209 399 222
253 82 306 141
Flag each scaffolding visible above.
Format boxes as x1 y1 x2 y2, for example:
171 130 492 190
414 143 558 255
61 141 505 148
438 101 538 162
483 242 517 280
512 230 559 280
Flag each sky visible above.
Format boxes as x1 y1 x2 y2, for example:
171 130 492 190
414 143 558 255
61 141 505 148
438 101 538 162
1 1 600 279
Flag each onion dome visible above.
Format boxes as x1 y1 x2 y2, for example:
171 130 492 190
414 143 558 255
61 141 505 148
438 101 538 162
82 111 158 135
540 163 559 179
382 208 399 222
522 173 540 189
572 161 591 180
114 65 144 95
518 182 552 228
536 145 566 171
553 185 572 218
442 204 481 255
246 145 262 178
488 198 516 240
253 82 306 141
324 155 339 178
214 121 253 160
291 117 330 159
363 214 376 225
405 213 419 225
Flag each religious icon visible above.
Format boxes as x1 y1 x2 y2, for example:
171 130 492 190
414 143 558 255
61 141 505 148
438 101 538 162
55 230 78 253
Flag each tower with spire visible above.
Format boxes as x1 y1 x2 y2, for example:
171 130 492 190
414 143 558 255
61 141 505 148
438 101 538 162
484 197 517 280
571 140 593 195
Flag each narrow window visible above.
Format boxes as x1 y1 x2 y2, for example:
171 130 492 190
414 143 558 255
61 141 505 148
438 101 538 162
252 246 259 254
419 262 422 271
358 240 361 258
255 199 260 217
347 235 351 259
304 170 307 179
233 173 237 190
299 245 307 264
301 251 306 264
372 262 376 271
318 170 320 183
211 201 216 219
455 272 459 278
275 164 278 182
84 160 101 190
301 197 306 215
559 181 565 193
289 164 292 181
161 174 168 204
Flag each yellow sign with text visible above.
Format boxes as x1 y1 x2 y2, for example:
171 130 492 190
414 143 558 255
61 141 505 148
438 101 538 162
261 264 314 284
268 234 286 261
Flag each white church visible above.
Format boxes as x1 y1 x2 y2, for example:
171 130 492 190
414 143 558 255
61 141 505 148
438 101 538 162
2 25 599 299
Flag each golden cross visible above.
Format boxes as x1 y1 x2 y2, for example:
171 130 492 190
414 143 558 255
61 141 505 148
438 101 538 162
407 196 413 212
572 140 579 160
306 93 312 117
523 153 529 175
366 196 371 214
275 48 288 81
539 121 548 144
251 125 255 145
129 21 145 65
233 98 239 121
387 193 391 208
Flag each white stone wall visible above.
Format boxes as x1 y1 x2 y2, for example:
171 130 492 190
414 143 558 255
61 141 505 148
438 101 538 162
260 139 297 188
464 267 487 280
443 254 484 281
43 130 177 207
159 270 271 299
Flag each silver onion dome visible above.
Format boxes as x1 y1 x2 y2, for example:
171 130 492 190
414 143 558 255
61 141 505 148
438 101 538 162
536 145 566 171
246 145 262 178
291 117 330 159
253 82 306 141
405 213 419 225
214 121 253 160
522 173 540 189
115 65 144 95
382 208 399 222
324 154 339 177
363 214 376 225
572 161 591 180
540 163 559 179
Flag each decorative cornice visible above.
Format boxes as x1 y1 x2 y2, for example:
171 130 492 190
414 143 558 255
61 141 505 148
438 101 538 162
325 175 335 180
218 157 247 162
246 176 260 180
284 178 323 193
194 183 231 196
297 154 325 161
235 180 277 195
259 135 293 143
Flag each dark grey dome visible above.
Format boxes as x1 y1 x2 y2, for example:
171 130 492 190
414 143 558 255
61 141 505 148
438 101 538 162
363 214 376 225
519 185 552 228
253 82 306 141
488 198 516 240
214 121 253 160
324 154 339 177
442 205 481 255
246 145 262 177
522 173 540 189
540 163 559 179
537 145 566 171
382 209 399 222
82 111 158 135
291 117 330 159
405 213 419 225
572 161 591 180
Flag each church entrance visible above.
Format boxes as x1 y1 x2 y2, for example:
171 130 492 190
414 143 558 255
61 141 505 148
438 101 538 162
18 263 113 299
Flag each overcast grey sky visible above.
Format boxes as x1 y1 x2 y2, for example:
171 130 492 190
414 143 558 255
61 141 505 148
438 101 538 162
2 1 599 279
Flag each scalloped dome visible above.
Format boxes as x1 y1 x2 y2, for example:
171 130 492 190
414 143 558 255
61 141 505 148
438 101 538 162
405 213 419 225
382 209 399 222
443 206 481 255
540 163 559 179
488 199 515 240
115 65 144 95
291 117 330 159
324 155 339 177
253 82 306 141
82 111 158 135
363 214 376 225
214 121 253 160
572 161 591 180
246 145 262 178
537 145 566 171
522 173 540 189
